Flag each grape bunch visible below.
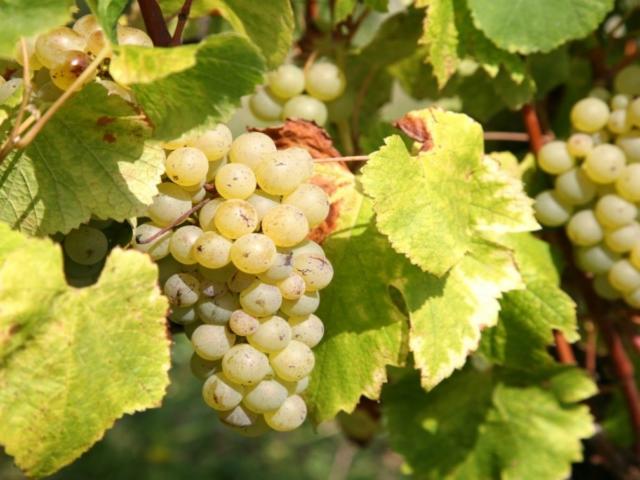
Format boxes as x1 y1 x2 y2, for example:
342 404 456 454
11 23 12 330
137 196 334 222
248 61 346 126
534 65 640 307
131 126 333 434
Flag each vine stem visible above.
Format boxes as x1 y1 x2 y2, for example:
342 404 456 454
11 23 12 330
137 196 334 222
138 0 172 46
314 155 368 163
483 131 555 143
137 197 211 244
171 0 194 46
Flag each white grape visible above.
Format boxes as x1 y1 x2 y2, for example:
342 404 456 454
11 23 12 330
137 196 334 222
604 222 640 253
609 259 640 292
165 147 209 187
256 148 314 195
611 94 630 110
239 280 282 317
164 273 200 307
215 163 257 199
218 404 258 428
230 233 277 274
196 292 238 324
588 86 611 102
249 86 284 120
227 271 257 293
63 225 108 265
116 26 153 47
575 244 619 274
624 287 640 308
247 191 280 221
593 274 622 300
222 344 270 386
289 314 324 348
282 95 328 125
628 98 640 127
615 164 640 202
191 324 235 360
281 291 320 316
193 231 232 268
583 144 626 184
206 156 228 182
616 132 640 163
202 372 244 411
283 183 330 227
533 190 572 227
592 130 611 145
630 243 640 269
243 379 288 413
607 109 630 134
262 205 310 247
35 27 86 68
199 279 228 298
49 50 95 91
258 251 294 283
190 353 220 380
267 64 305 99
614 65 640 95
85 30 109 57
198 198 223 231
214 199 259 239
595 194 637 229
263 395 307 432
567 133 594 158
570 97 610 132
293 252 334 291
169 306 198 325
133 223 171 260
566 210 603 247
169 225 203 265
281 376 310 395
14 38 42 70
147 182 192 227
537 141 574 175
229 310 260 336
189 124 232 161
305 62 346 101
248 315 292 353
269 340 315 381
291 239 325 258
229 132 277 170
277 273 306 300
73 14 101 38
555 168 596 205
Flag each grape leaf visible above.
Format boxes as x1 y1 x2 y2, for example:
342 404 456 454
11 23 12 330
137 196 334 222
86 0 129 42
110 33 264 141
361 108 539 276
466 0 614 54
0 83 165 235
0 223 170 478
0 0 75 59
333 0 389 25
383 366 595 480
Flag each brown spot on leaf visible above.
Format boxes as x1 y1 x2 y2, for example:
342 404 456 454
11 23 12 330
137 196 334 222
103 132 116 143
309 198 341 244
393 113 433 152
250 119 340 159
97 116 115 127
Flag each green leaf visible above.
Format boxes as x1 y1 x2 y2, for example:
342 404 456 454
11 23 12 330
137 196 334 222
466 0 614 54
492 68 536 109
419 0 458 88
383 366 595 480
334 0 388 24
361 108 539 276
86 0 129 42
0 223 170 478
0 84 165 235
110 33 265 141
530 46 571 98
0 0 75 59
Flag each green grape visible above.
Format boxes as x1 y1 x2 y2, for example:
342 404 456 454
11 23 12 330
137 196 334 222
133 223 171 260
293 252 333 291
196 292 239 325
607 109 631 134
116 26 153 47
604 222 640 253
267 64 305 99
193 231 232 269
239 280 282 317
215 163 257 199
566 133 594 158
249 86 284 121
615 164 640 202
262 205 310 247
49 50 94 91
247 191 280 221
164 273 200 307
191 324 236 360
147 182 193 227
256 148 314 196
611 94 630 110
570 97 610 133
198 198 223 231
277 273 306 300
304 62 346 102
282 95 328 125
280 291 319 316
243 379 288 413
566 210 603 247
165 147 209 187
35 27 86 68
189 124 233 161
190 353 220 380
593 274 622 300
73 14 100 37
609 259 640 292
537 141 574 174
229 310 260 336
595 194 637 229
616 131 640 163
533 190 572 227
229 132 277 170
227 271 257 293
258 251 293 283
64 225 109 265
283 183 330 227
202 372 244 411
583 144 626 184
555 168 596 205
169 225 203 265
264 395 307 432
222 344 270 386
230 233 277 274
614 65 640 95
624 287 640 308
247 315 291 353
168 306 198 325
575 244 619 274
269 340 315 382
214 199 259 239
219 405 258 428
289 313 324 348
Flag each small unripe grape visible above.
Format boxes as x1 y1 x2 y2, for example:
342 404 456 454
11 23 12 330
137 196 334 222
73 14 100 37
191 324 235 360
281 291 320 316
282 95 328 125
247 190 280 221
189 124 232 161
537 141 574 174
248 315 292 353
147 182 192 227
262 205 310 247
609 259 640 292
227 271 256 293
215 163 257 199
267 64 305 99
164 273 200 307
277 273 306 300
264 395 307 432
583 144 626 184
190 353 220 380
616 132 640 163
169 225 203 265
256 148 314 195
249 86 284 120
35 27 86 68
64 225 108 265
193 231 232 268
615 164 640 202
570 97 610 132
214 200 259 239
239 280 282 317
222 344 270 386
593 274 622 300
293 252 334 291
289 314 324 348
133 223 171 260
283 183 331 226
116 26 153 47
614 65 640 95
230 233 277 274
270 340 315 381
604 222 640 253
49 50 94 91
624 287 640 308
229 310 260 336
595 194 637 229
608 109 630 134
533 190 572 227
259 251 294 283
305 62 346 101
165 147 209 187
196 293 238 325
575 244 619 274
202 372 243 410
198 198 224 231
243 379 288 413
229 132 277 170
567 133 593 158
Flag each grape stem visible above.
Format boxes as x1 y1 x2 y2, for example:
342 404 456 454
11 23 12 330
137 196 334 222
137 196 212 244
171 0 194 46
314 155 368 163
138 0 172 46
483 131 554 143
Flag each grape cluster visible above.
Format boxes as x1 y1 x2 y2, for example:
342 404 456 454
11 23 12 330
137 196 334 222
248 62 345 126
132 126 333 434
534 65 640 307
